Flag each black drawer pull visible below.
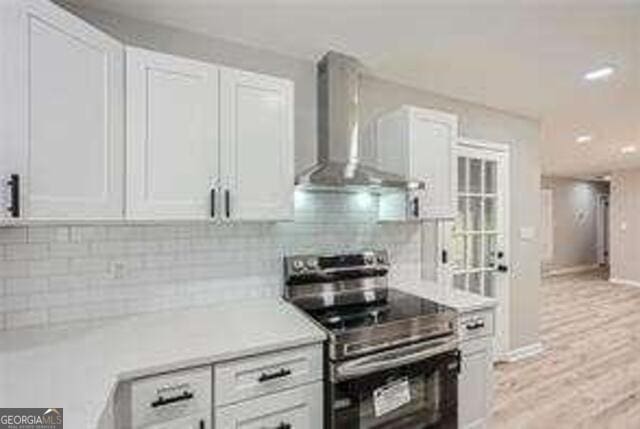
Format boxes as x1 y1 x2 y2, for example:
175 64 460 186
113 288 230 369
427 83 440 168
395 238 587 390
150 390 194 408
258 368 291 383
465 320 485 330
225 189 230 218
7 174 20 218
276 423 291 429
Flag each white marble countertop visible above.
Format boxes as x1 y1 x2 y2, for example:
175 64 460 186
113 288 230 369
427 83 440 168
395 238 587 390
0 298 326 429
393 281 497 313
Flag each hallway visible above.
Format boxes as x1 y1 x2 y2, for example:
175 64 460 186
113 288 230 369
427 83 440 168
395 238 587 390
492 271 640 428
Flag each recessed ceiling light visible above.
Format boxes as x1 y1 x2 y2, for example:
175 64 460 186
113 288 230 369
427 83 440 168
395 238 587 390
621 145 637 154
576 135 592 143
584 66 615 81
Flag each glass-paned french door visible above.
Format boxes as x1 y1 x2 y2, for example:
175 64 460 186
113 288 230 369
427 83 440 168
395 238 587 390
450 145 507 300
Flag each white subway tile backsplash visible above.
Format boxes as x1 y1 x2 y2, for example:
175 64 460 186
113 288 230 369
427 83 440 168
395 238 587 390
0 192 425 331
6 309 48 330
0 228 28 244
27 227 69 243
4 243 49 261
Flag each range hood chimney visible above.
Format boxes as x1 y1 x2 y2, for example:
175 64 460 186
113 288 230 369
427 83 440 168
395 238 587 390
295 51 424 191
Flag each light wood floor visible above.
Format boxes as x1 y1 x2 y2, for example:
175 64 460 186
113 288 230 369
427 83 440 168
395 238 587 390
492 270 640 429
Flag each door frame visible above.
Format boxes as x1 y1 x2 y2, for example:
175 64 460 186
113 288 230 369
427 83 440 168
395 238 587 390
596 193 609 266
452 137 511 359
541 188 554 263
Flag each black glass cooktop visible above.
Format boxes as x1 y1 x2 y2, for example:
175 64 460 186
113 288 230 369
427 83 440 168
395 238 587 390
308 289 455 332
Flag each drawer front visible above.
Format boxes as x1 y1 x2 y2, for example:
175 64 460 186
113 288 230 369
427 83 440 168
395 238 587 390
215 344 323 406
215 382 323 429
459 309 494 341
130 366 212 429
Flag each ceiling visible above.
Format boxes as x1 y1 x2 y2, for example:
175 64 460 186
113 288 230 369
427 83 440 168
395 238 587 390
68 0 640 178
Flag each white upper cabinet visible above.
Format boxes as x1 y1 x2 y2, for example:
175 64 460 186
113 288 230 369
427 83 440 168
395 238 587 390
377 106 458 220
220 68 294 221
2 0 124 221
1 0 295 224
126 47 219 220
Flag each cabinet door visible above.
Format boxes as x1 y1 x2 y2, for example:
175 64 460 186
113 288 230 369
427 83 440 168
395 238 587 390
215 382 323 429
3 0 124 220
126 47 219 220
220 68 294 221
410 109 458 219
459 337 494 429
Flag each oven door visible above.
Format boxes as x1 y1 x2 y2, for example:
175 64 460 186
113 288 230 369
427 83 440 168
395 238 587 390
329 340 459 429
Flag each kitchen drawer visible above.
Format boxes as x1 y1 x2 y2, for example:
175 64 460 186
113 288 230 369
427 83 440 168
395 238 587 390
215 382 323 429
215 344 323 406
129 366 212 429
459 309 494 341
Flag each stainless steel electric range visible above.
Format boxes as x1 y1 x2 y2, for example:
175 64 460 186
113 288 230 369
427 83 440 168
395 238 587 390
284 250 460 429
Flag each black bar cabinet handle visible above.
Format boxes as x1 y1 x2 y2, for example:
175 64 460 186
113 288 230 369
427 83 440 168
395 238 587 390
150 390 194 408
225 189 230 218
210 188 216 218
258 368 291 383
199 419 205 429
276 423 291 429
441 250 448 264
466 320 485 330
7 174 20 218
412 196 420 218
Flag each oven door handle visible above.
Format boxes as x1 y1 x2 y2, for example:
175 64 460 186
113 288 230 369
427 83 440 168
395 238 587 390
334 337 458 381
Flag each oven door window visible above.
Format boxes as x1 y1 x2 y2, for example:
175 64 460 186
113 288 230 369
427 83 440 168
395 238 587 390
332 351 458 429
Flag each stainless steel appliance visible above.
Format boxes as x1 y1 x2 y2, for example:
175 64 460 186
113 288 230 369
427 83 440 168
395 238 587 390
284 250 459 429
295 51 425 192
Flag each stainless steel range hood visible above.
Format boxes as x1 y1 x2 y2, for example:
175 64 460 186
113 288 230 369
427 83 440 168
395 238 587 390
295 51 424 191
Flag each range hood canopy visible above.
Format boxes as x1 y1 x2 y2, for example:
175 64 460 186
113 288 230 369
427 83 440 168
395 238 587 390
295 51 424 191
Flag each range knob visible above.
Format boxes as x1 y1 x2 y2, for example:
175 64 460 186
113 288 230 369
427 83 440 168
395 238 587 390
364 254 375 265
305 258 318 269
292 260 305 271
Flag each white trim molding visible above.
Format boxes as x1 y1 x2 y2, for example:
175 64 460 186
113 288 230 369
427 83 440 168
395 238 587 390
500 342 544 363
544 264 600 277
610 278 640 288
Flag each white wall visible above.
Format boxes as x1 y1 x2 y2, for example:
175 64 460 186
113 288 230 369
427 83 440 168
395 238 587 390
610 169 640 284
541 176 609 274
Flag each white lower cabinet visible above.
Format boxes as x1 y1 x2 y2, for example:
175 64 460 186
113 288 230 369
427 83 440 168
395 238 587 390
214 344 323 406
126 366 212 429
213 343 324 429
215 382 323 429
458 309 495 429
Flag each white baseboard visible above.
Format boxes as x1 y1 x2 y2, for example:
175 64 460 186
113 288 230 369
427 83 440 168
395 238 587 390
610 278 640 288
499 342 544 363
544 264 599 277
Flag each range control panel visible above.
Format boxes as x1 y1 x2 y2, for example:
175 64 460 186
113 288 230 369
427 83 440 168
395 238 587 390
284 250 389 277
